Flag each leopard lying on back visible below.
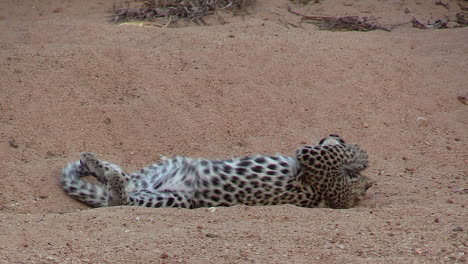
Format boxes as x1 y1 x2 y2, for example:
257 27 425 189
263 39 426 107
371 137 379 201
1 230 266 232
60 134 373 209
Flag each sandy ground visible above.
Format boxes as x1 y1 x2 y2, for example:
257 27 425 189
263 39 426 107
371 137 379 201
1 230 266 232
0 0 467 263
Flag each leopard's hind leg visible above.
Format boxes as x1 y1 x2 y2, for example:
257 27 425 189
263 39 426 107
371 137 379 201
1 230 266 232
107 171 130 206
79 152 124 184
79 153 134 206
60 160 109 207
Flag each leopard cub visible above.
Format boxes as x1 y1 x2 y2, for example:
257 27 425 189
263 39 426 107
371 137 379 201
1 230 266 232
60 134 373 209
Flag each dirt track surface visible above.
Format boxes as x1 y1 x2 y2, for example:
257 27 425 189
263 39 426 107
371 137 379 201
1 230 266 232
0 0 467 263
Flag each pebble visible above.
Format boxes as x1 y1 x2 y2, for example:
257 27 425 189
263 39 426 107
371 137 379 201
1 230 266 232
362 122 369 128
8 139 19 148
452 226 463 232
416 117 429 126
457 94 468 105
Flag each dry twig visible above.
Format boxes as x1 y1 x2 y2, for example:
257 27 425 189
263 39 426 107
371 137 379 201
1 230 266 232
456 12 468 26
411 17 448 29
112 0 254 25
435 1 449 10
287 5 390 32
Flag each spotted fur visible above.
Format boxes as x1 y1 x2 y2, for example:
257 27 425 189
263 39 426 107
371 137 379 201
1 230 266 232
60 134 373 209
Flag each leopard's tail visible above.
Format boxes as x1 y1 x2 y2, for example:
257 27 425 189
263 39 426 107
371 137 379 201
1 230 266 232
60 161 109 207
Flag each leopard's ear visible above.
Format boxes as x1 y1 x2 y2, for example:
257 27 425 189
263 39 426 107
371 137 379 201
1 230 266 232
318 134 345 145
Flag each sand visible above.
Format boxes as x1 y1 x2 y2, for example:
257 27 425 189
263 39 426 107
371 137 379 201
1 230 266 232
0 0 467 263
